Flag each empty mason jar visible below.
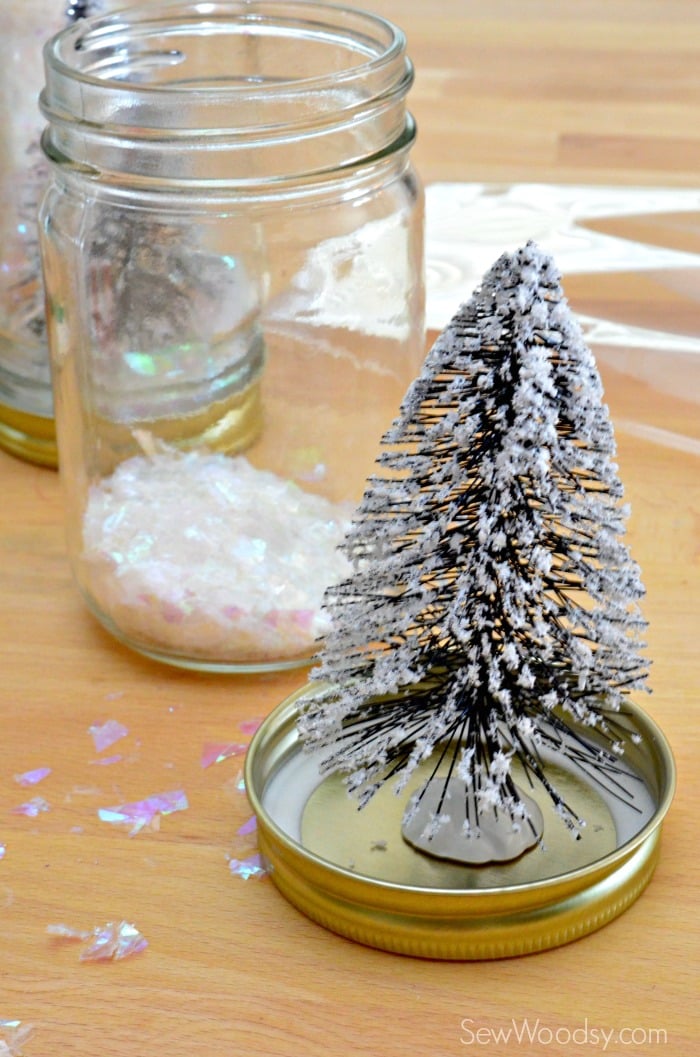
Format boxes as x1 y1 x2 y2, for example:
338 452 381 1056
38 0 425 672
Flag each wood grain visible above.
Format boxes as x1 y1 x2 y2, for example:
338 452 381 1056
1 3 698 1055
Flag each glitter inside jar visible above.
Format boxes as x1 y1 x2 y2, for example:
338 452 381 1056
81 448 352 669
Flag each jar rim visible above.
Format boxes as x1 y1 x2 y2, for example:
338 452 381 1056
40 0 415 185
42 0 407 108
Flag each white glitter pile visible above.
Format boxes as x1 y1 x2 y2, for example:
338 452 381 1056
81 450 352 665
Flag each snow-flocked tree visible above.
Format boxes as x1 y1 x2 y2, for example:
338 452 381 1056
299 242 649 855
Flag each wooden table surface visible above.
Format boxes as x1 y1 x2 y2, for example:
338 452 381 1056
1 2 698 1055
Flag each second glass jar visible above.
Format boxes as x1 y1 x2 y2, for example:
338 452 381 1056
39 0 425 672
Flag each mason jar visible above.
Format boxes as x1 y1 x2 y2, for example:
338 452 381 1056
0 1 117 467
38 0 425 672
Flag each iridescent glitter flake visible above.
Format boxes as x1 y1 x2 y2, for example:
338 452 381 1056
200 742 248 769
13 767 51 787
239 718 263 737
89 719 129 753
10 797 50 817
0 844 6 861
221 773 247 801
81 921 148 961
98 789 188 835
0 1020 34 1057
47 921 148 961
46 923 92 941
236 816 257 837
228 853 267 880
89 754 123 767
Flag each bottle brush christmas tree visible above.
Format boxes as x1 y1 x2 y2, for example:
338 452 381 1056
298 241 650 865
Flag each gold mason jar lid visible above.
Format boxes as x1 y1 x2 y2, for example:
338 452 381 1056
244 683 675 960
0 403 57 468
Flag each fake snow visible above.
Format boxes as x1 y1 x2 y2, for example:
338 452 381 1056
81 451 352 664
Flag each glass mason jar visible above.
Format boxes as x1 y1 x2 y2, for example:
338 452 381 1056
39 0 425 672
0 1 115 467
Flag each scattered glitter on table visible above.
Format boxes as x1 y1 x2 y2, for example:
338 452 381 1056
47 921 148 961
13 767 51 787
228 854 267 880
239 718 263 737
201 743 248 769
237 816 257 837
98 789 188 835
46 923 92 941
0 1019 34 1057
89 719 129 753
89 754 123 767
10 797 50 817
